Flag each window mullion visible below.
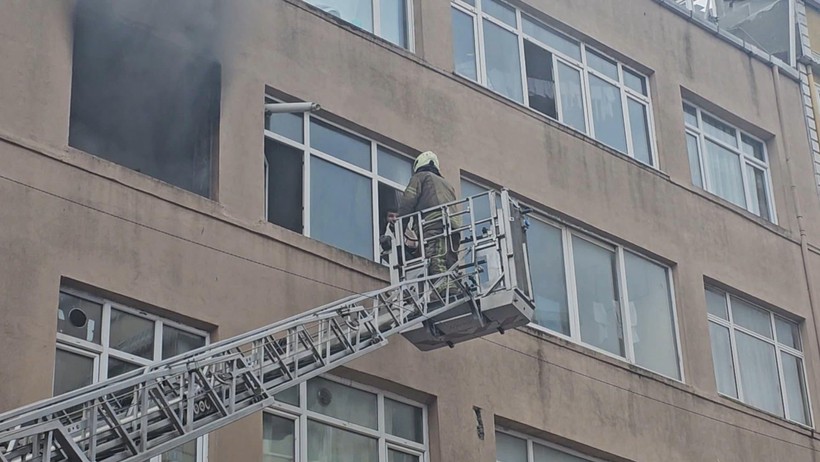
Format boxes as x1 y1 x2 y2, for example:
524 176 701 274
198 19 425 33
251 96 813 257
775 342 791 421
616 246 635 363
725 295 745 402
553 53 565 124
100 303 112 381
564 228 581 341
373 0 381 37
475 0 487 86
580 46 595 140
303 116 311 237
619 65 635 159
371 142 380 262
153 321 162 362
516 9 528 109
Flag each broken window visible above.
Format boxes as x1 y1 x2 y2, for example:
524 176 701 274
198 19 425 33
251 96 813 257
70 0 221 197
676 0 795 66
264 99 414 260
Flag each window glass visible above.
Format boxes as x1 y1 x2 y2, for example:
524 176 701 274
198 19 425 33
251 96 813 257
524 41 557 118
686 132 703 188
385 398 423 443
731 298 773 338
310 119 372 169
586 50 618 80
496 432 527 462
709 322 738 398
683 104 698 126
266 140 304 233
746 164 771 221
705 288 728 320
702 113 737 148
162 440 198 462
305 0 373 31
274 386 300 407
528 219 569 335
307 377 378 429
452 7 478 81
625 253 679 379
735 331 783 416
741 134 765 161
381 0 408 48
107 357 141 379
589 74 627 153
310 157 374 259
483 0 516 27
265 112 304 143
483 20 524 103
378 147 413 186
58 292 103 344
307 420 378 462
572 236 623 356
162 325 206 360
388 450 419 462
533 442 589 462
109 308 155 359
623 69 647 95
775 317 800 350
53 349 94 396
704 139 746 208
781 353 810 425
521 15 581 61
627 99 652 166
263 413 295 462
556 62 586 133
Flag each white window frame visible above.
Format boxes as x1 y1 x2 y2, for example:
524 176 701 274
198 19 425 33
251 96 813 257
264 375 429 462
495 428 606 462
302 0 416 51
55 287 211 462
683 102 777 223
461 179 683 381
450 0 658 167
264 98 414 261
706 288 813 427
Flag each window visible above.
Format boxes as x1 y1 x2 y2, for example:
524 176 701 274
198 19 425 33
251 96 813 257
683 103 775 222
450 0 656 166
54 288 209 461
303 0 414 49
263 376 427 462
264 101 413 260
461 180 682 380
496 430 605 462
673 0 795 67
70 0 221 197
706 287 811 425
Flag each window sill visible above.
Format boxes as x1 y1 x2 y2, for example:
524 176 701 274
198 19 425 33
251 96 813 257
516 324 818 438
0 130 391 285
519 324 685 387
717 393 815 432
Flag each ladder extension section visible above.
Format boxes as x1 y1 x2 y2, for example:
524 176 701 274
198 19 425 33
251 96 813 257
0 190 535 462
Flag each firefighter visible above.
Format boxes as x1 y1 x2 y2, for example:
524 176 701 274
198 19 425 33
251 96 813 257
398 151 460 296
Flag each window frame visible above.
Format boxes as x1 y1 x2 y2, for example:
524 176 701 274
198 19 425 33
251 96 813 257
450 0 657 167
461 179 684 381
264 375 429 462
54 287 210 462
706 287 813 426
264 98 414 261
683 103 777 223
495 427 606 462
302 0 416 51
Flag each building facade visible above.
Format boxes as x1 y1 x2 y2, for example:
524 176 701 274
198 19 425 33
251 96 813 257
2 0 820 461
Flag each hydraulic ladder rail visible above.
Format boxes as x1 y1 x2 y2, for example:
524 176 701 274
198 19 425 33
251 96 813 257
0 190 534 462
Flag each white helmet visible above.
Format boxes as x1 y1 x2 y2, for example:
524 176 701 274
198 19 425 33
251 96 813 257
413 151 440 173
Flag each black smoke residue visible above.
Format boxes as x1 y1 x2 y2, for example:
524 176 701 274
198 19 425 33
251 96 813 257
69 0 224 197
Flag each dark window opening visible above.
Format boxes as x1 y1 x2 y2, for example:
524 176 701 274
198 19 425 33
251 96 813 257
524 40 556 119
69 1 221 197
378 182 401 237
265 139 304 233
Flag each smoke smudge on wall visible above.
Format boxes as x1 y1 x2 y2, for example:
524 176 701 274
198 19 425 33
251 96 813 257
70 0 224 197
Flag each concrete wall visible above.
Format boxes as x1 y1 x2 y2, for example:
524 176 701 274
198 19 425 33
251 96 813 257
2 0 820 461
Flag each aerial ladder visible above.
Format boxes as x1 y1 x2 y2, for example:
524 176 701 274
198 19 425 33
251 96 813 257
0 190 535 462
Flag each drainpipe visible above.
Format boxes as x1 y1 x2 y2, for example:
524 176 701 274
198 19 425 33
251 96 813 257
771 65 820 366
